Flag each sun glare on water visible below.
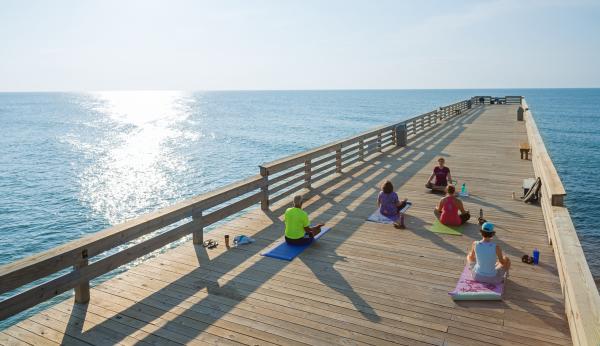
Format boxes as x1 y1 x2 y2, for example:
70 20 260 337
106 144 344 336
77 91 198 225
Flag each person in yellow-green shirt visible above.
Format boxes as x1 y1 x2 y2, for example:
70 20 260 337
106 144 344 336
284 195 324 246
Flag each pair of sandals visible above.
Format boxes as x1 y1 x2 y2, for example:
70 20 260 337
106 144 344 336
522 254 534 264
203 239 219 249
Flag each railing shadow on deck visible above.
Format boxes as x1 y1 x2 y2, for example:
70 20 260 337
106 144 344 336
32 100 582 345
465 194 524 219
52 105 488 345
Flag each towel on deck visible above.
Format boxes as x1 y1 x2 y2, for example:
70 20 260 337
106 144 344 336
367 201 412 224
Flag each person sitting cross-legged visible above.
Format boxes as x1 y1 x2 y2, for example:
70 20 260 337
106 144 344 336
426 157 454 192
467 222 511 284
377 180 408 229
284 195 324 246
434 185 470 226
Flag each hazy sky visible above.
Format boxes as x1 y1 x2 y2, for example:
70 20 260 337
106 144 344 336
1 0 599 91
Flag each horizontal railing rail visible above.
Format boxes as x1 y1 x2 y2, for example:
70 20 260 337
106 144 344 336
258 99 473 209
0 175 265 320
472 95 523 105
522 99 600 346
505 96 523 104
0 96 493 322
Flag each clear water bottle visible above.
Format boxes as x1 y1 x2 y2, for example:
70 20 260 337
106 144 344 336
532 248 540 265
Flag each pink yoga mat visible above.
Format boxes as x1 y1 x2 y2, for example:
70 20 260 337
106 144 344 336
449 265 505 300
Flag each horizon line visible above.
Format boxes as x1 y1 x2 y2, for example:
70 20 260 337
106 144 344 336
1 86 600 93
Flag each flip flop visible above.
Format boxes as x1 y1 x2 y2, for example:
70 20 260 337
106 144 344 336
522 255 533 264
203 239 218 249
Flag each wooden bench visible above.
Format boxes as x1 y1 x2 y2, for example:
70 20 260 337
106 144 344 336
519 142 531 159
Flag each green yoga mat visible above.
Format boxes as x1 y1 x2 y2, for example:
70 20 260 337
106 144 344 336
427 220 464 235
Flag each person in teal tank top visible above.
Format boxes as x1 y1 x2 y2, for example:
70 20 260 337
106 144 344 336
466 222 511 284
284 195 324 246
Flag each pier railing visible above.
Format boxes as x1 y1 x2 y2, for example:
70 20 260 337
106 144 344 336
472 95 522 105
522 99 600 346
258 99 471 209
0 97 470 321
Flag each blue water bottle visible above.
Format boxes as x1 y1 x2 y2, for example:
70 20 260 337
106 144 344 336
532 248 540 265
461 183 467 196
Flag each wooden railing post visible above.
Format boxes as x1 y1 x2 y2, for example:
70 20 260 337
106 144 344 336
304 159 311 188
74 249 89 304
395 124 407 147
359 139 365 161
335 147 342 173
192 209 203 244
0 97 487 321
260 166 269 211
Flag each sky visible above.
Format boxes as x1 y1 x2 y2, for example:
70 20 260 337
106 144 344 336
1 0 599 91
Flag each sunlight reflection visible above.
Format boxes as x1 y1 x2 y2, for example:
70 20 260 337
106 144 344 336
78 91 197 225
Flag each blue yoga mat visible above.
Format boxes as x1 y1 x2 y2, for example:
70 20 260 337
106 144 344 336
261 227 332 261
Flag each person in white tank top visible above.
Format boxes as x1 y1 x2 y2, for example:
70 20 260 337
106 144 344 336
466 222 511 284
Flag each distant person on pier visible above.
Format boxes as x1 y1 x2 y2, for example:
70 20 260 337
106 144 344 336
284 195 324 246
426 157 453 192
434 185 470 226
467 222 511 283
377 180 408 229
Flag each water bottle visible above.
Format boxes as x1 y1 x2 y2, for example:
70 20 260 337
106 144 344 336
461 183 467 196
532 248 540 265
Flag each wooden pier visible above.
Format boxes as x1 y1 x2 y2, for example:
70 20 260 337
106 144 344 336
1 97 599 345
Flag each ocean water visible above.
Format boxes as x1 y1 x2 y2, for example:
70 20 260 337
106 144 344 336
0 89 598 328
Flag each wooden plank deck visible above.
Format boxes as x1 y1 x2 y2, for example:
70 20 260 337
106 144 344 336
1 105 572 346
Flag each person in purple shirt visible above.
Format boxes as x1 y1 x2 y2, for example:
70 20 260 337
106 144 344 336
377 180 408 229
426 157 453 192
